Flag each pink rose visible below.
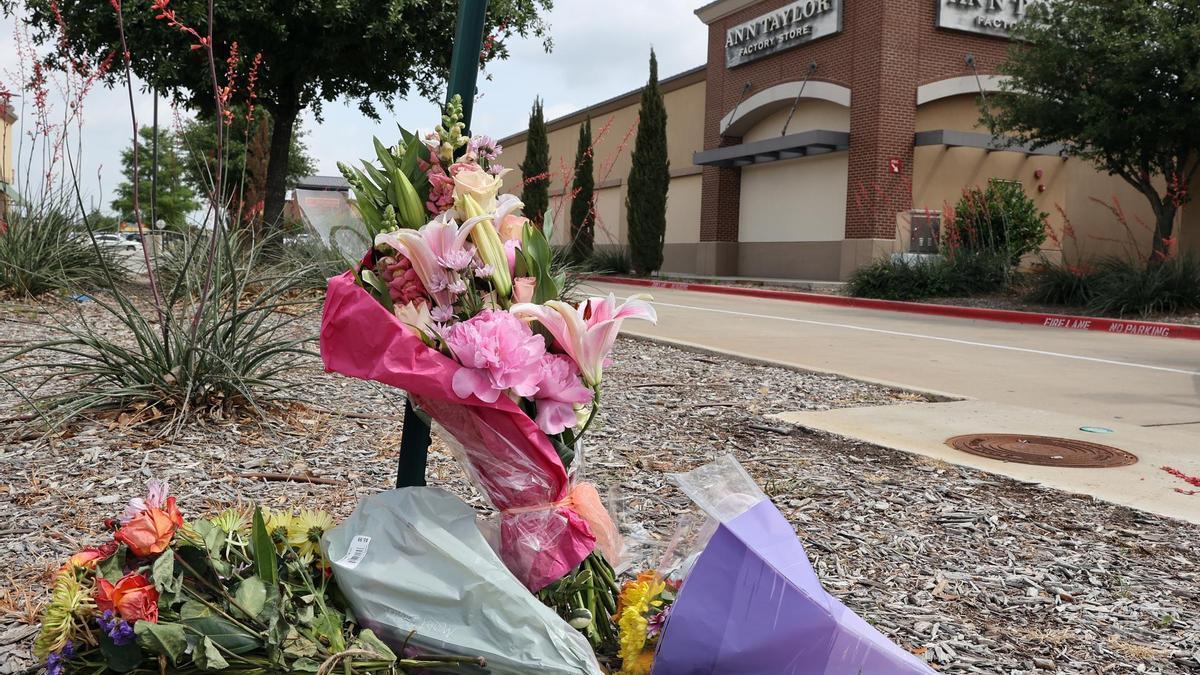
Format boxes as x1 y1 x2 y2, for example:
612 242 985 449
513 277 536 304
532 354 594 435
445 311 546 402
497 214 529 243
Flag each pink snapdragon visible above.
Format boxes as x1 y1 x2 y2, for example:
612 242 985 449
533 354 594 435
445 311 546 403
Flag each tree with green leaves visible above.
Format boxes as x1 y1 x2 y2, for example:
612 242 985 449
984 1 1200 264
569 118 595 262
179 107 316 226
111 127 199 231
12 0 553 230
521 98 550 228
626 49 670 275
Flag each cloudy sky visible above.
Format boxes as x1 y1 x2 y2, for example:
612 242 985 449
1 0 707 214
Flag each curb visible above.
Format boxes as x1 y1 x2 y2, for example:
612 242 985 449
587 275 1200 341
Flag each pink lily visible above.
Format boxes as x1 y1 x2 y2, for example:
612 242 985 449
510 293 656 387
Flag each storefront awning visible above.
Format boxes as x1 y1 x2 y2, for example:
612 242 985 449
914 130 1066 157
693 129 850 168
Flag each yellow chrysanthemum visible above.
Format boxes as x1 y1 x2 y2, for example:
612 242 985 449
34 572 93 659
615 572 667 673
623 649 656 675
287 509 334 560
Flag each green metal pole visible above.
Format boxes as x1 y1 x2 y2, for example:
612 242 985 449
395 0 490 489
447 0 490 132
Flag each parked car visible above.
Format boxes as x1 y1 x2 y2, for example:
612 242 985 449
92 233 141 252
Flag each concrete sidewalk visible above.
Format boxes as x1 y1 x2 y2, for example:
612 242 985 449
772 401 1199 524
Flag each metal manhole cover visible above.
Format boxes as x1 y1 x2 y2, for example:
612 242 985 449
945 434 1137 468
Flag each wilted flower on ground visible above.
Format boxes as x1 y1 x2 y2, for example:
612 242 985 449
96 610 135 646
95 572 159 623
115 497 183 557
34 575 92 658
59 541 118 574
445 310 546 402
44 641 74 675
120 479 169 524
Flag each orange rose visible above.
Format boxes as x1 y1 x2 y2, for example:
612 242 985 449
114 497 183 558
59 541 118 574
95 572 159 623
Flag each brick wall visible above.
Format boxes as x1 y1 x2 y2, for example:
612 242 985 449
699 0 1014 242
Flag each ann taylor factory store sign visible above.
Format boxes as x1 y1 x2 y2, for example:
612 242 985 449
725 0 841 68
937 0 1047 37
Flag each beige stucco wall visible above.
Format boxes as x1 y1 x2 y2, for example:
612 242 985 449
737 100 850 244
913 94 1164 262
739 100 851 143
499 79 707 256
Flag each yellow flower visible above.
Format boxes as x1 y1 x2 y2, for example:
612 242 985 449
260 507 293 551
452 165 504 212
615 571 667 672
287 509 334 560
34 572 93 658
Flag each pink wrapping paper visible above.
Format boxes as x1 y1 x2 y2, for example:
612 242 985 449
320 270 597 590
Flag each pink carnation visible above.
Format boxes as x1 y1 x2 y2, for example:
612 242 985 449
532 354 593 435
445 310 546 403
378 256 428 306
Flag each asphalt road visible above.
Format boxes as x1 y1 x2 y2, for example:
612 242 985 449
584 280 1200 429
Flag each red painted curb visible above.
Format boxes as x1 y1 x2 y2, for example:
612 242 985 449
588 275 1200 341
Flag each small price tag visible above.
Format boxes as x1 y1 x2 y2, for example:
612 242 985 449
334 535 371 569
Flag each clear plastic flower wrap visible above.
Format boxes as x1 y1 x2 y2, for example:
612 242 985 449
321 269 619 591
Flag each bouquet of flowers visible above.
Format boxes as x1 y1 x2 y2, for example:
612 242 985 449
35 480 484 674
321 95 655 646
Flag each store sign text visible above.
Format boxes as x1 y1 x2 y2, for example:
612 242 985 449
725 0 842 68
937 0 1047 38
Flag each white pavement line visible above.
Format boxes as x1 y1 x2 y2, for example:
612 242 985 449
637 298 1200 376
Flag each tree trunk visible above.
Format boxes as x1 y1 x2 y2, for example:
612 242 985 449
1149 202 1177 264
262 102 299 231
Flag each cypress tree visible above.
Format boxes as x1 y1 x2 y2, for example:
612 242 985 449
520 98 550 228
569 118 595 262
626 49 670 275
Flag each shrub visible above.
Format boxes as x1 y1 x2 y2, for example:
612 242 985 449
1026 260 1094 306
267 235 353 290
848 251 1007 301
0 198 127 297
1086 255 1200 317
0 231 319 430
948 181 1047 264
585 247 632 276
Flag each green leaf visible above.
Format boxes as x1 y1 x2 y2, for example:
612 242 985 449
311 608 346 653
152 548 181 594
234 576 267 619
179 599 210 620
373 137 398 174
360 269 394 313
182 615 261 655
353 629 396 662
99 630 144 672
98 545 127 584
291 657 322 672
193 636 230 671
543 208 555 241
134 621 188 663
250 507 278 586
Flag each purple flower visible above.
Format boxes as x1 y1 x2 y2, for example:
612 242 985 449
468 135 502 162
647 604 671 638
97 609 135 646
46 641 75 675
